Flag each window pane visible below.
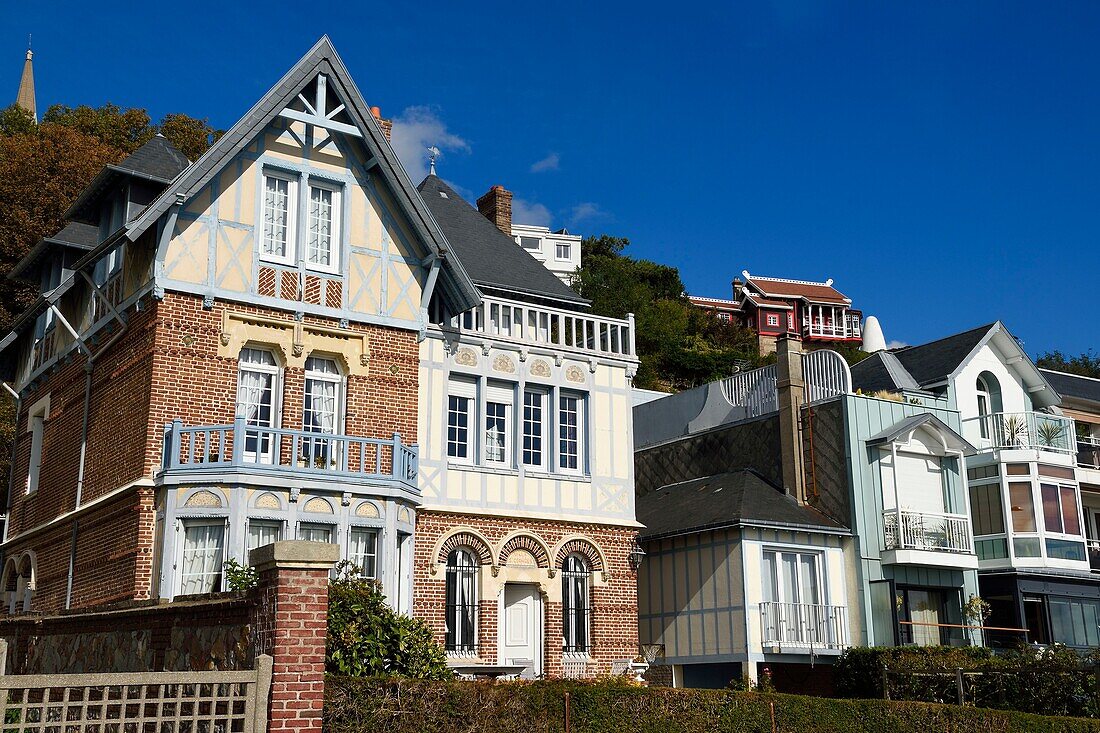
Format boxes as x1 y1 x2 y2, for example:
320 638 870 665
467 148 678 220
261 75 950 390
522 391 544 467
781 553 799 605
181 522 224 595
559 395 580 470
969 483 1005 535
799 556 820 605
485 402 507 463
761 552 778 603
349 528 378 579
447 396 470 459
1045 539 1086 561
263 177 290 257
1041 483 1063 533
247 520 281 551
1061 486 1081 535
446 549 477 652
1009 482 1036 532
308 186 334 267
298 524 333 543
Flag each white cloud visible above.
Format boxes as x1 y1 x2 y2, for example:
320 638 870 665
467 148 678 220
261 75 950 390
569 202 608 225
886 340 909 350
512 198 552 228
389 106 470 183
530 152 560 173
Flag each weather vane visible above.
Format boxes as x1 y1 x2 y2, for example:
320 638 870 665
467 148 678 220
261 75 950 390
427 146 441 176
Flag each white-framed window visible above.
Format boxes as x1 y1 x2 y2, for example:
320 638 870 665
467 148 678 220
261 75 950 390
348 527 379 579
555 242 571 260
558 392 584 473
306 182 340 273
447 378 476 463
484 382 513 465
236 347 281 463
518 236 541 252
179 520 226 595
298 522 334 543
247 519 283 551
445 548 478 653
766 313 780 327
303 355 343 464
25 397 49 496
522 390 547 470
762 549 823 607
261 173 297 265
786 312 795 330
562 554 591 654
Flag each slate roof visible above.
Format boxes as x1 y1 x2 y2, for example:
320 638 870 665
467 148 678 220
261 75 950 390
636 470 847 541
849 353 901 393
110 135 190 182
8 222 99 282
417 175 589 307
891 323 995 386
1040 369 1100 406
746 275 851 305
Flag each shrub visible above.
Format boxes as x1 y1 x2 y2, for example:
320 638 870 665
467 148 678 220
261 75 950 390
326 561 451 679
324 677 1100 733
835 646 1099 717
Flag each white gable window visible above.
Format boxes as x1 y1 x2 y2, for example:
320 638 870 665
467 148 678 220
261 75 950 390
261 173 297 265
306 183 340 272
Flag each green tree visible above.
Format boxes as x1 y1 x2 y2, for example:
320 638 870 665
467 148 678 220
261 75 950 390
1036 350 1100 379
571 235 762 391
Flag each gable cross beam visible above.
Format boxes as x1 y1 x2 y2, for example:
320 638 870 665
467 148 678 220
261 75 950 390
280 73 362 139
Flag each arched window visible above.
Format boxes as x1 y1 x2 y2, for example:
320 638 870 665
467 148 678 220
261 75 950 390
303 356 344 465
976 373 1002 440
236 348 281 462
562 554 591 654
445 548 478 653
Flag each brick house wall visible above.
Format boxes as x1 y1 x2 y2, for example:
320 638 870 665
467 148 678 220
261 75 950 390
412 510 639 677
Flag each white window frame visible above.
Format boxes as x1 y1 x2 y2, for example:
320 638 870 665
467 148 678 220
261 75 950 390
761 548 827 606
557 391 586 474
348 526 380 579
766 313 780 327
25 395 49 495
303 355 345 465
447 378 477 465
297 522 335 543
177 519 227 596
236 347 282 464
522 389 548 471
304 180 342 275
246 518 283 552
260 171 298 266
483 382 514 466
555 241 571 261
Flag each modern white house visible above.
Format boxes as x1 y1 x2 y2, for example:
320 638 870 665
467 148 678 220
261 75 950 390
511 224 582 285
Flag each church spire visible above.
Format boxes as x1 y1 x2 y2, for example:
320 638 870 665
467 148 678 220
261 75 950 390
16 40 36 122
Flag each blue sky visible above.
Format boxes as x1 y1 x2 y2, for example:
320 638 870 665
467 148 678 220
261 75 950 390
4 1 1099 358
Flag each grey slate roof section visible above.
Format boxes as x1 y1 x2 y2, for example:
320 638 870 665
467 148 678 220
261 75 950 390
865 413 976 453
636 470 847 541
1040 369 1100 406
850 353 901 393
417 175 589 307
892 323 995 386
122 36 480 314
8 222 99 282
110 135 190 182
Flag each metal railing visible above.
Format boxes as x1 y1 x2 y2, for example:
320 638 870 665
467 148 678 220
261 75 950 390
446 294 636 359
720 349 852 417
883 510 973 553
1077 436 1100 469
964 411 1076 454
760 602 849 651
163 418 418 485
0 655 271 733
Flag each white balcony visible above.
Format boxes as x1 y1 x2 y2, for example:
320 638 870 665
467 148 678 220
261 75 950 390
964 412 1076 455
883 510 973 553
446 294 636 360
801 308 861 340
759 602 849 652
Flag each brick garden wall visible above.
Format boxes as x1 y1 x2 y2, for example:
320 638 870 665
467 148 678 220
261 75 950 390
413 510 639 678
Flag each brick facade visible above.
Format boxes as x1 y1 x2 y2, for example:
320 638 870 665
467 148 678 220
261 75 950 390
412 509 639 677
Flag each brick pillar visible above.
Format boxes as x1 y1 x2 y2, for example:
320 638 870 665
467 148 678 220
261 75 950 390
249 541 339 733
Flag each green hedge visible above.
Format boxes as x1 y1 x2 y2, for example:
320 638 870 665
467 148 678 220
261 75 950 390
835 646 1099 717
324 677 1100 733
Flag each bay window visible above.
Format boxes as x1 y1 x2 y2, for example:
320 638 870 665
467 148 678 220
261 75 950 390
179 520 225 595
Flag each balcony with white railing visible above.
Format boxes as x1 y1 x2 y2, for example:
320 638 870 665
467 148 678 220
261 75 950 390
883 510 974 555
801 308 861 341
964 412 1076 455
161 418 418 491
444 294 636 360
759 602 849 652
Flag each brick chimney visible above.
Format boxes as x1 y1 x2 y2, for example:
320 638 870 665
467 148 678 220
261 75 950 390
477 185 513 235
370 106 393 141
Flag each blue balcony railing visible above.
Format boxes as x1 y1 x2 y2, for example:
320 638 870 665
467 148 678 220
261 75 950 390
162 418 418 486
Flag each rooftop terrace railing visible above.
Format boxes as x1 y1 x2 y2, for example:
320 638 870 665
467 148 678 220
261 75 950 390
964 412 1076 454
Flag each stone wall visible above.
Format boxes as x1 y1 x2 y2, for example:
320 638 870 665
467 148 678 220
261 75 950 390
802 398 849 525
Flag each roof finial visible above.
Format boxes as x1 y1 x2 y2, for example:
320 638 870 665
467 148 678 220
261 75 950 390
427 145 440 176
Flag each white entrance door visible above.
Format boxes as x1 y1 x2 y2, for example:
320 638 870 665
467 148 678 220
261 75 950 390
501 584 541 678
